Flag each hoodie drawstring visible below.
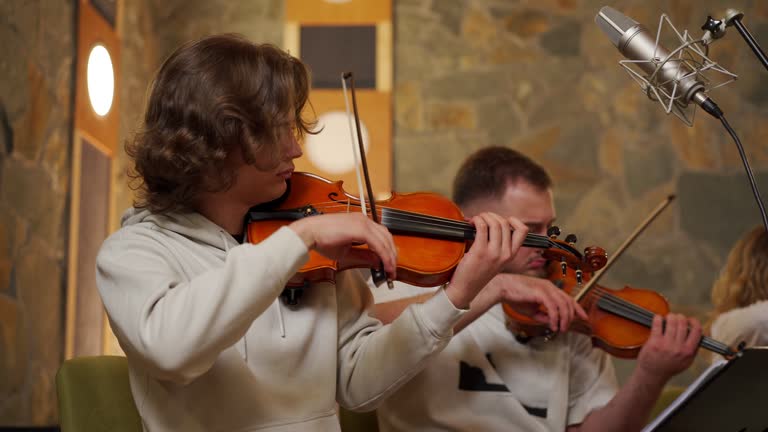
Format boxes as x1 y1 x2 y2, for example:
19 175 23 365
220 231 287 353
276 298 286 338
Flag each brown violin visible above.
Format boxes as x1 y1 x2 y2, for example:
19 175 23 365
246 172 602 289
503 235 737 359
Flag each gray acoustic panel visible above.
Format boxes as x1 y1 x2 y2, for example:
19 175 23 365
300 25 376 89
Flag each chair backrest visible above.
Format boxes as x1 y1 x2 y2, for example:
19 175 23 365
56 355 142 432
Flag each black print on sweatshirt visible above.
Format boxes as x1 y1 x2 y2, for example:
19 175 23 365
458 354 548 418
458 354 510 392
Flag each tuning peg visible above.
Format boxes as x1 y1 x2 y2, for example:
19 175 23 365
565 234 578 244
547 226 561 238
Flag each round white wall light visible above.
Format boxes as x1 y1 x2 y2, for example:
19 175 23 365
86 44 114 116
305 111 370 174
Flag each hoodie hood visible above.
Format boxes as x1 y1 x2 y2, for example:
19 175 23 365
121 207 236 252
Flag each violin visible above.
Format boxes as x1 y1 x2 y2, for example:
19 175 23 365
502 229 737 359
246 172 604 289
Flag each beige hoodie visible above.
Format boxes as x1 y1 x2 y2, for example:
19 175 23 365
96 208 464 431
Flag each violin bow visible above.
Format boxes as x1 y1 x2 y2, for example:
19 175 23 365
341 72 391 287
573 194 676 302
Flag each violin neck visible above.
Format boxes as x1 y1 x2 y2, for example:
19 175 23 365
379 212 550 249
596 295 736 358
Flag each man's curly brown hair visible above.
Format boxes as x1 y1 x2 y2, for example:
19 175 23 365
126 34 315 213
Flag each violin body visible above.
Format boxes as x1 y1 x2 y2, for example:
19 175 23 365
247 172 467 287
503 263 669 359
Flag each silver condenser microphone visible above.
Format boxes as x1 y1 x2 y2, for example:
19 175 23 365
595 6 732 123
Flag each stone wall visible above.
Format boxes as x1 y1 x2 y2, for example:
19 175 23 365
0 0 75 426
392 0 768 383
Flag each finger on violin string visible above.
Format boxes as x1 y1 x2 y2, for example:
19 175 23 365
684 318 702 351
651 314 664 338
664 314 683 342
470 215 489 246
507 216 528 255
487 213 507 257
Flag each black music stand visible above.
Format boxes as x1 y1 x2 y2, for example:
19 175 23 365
643 347 768 432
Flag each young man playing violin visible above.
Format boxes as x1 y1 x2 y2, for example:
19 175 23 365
374 147 703 432
93 34 560 432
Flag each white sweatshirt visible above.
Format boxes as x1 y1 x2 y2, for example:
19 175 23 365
710 300 768 351
96 208 464 431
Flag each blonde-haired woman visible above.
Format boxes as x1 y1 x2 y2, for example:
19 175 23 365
709 226 768 354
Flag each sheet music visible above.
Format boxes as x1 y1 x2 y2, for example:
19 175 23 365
642 359 728 432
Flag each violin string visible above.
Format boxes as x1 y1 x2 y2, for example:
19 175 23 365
310 202 560 250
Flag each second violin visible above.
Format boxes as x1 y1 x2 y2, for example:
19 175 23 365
503 229 737 359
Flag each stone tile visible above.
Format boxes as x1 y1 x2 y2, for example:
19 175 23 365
0 160 65 254
16 237 63 369
502 9 550 38
394 131 489 196
0 393 25 424
432 0 465 35
0 295 26 394
558 179 625 249
486 40 540 66
600 233 720 308
0 105 11 156
624 140 676 199
598 127 627 178
462 6 497 47
41 128 70 192
0 208 26 275
426 101 476 130
540 20 582 57
13 63 50 162
668 119 720 171
477 98 523 148
30 363 57 424
424 69 516 101
394 81 423 131
678 171 768 254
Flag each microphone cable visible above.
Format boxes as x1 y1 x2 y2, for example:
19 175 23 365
715 112 768 232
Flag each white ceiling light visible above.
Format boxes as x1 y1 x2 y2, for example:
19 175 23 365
86 44 114 116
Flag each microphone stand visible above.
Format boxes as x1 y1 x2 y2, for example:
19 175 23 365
702 10 768 72
698 11 768 232
725 10 768 73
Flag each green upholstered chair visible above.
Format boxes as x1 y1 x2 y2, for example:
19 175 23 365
56 355 142 432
